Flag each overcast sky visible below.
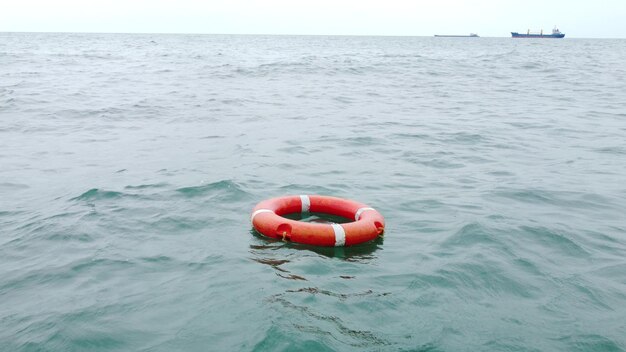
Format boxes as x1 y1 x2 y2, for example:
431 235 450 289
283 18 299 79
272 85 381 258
2 0 625 38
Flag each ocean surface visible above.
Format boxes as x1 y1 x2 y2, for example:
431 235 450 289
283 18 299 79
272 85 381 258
1 32 626 351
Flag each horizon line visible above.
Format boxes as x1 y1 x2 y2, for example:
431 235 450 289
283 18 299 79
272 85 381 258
1 30 621 39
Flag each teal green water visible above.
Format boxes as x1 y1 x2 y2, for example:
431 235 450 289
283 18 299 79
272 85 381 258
1 33 626 351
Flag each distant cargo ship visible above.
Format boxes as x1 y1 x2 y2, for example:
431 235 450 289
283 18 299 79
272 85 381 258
434 33 479 37
512 27 565 38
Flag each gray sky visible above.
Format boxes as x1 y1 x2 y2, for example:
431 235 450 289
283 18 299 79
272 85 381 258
2 0 625 38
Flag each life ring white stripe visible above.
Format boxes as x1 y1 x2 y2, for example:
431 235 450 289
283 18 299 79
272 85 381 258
250 209 273 222
355 207 375 221
300 195 310 213
332 223 346 247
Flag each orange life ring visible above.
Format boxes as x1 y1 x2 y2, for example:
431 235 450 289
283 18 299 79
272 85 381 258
251 195 385 247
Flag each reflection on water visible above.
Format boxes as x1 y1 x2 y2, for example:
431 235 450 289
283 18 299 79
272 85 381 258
249 229 383 260
249 229 383 284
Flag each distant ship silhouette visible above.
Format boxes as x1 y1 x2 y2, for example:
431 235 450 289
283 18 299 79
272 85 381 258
512 27 565 38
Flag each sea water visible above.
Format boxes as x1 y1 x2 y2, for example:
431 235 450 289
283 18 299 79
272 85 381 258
1 33 625 351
